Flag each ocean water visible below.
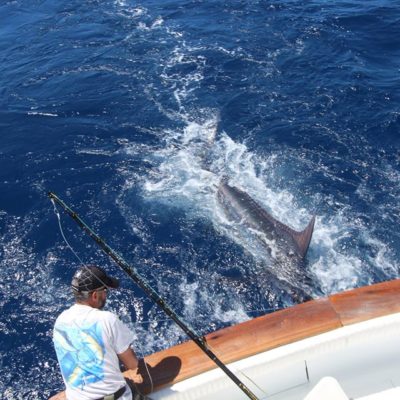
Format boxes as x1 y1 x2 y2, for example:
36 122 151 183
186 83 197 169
0 0 399 398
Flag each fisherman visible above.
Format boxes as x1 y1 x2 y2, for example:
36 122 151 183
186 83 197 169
52 265 146 400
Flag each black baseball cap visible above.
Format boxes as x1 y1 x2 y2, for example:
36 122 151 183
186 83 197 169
71 265 119 292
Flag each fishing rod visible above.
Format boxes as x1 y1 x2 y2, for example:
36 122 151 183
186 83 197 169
48 192 260 400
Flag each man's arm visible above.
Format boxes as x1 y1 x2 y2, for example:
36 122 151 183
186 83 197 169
118 347 139 371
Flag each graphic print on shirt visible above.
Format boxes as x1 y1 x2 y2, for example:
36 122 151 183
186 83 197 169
53 322 106 389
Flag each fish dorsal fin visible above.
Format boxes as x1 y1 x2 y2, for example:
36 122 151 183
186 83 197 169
264 213 315 259
220 182 315 259
248 196 315 259
291 216 315 259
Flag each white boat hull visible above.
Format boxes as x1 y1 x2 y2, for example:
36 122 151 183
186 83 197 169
132 280 400 400
151 312 400 399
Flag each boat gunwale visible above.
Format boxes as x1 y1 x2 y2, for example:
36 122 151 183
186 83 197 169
129 279 400 395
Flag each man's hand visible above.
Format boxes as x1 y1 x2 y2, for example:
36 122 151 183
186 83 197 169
123 368 144 384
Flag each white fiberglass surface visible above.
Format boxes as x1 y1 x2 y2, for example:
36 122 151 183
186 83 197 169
150 313 400 400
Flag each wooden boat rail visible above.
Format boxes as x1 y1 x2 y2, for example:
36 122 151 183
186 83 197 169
128 279 400 395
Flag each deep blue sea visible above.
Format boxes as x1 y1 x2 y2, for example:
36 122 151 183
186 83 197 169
1 0 399 398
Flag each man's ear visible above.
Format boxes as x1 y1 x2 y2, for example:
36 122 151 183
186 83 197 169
92 291 98 300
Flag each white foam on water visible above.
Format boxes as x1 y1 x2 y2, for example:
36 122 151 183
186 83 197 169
361 232 398 277
158 42 207 111
310 216 364 294
120 106 400 304
178 279 249 327
113 1 147 19
306 156 400 295
141 116 220 207
112 0 399 346
0 212 73 398
0 215 58 302
137 17 164 31
122 114 317 298
309 214 398 296
27 111 58 117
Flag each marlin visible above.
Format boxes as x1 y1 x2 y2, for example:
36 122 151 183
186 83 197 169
217 179 316 302
167 115 317 300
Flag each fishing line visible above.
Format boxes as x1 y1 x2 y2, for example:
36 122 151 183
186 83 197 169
48 192 261 400
198 330 268 398
52 194 277 398
132 340 154 396
51 194 249 396
132 309 275 326
51 198 85 266
51 198 109 289
131 316 266 397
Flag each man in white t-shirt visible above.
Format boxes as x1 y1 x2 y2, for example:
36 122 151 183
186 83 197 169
53 265 143 400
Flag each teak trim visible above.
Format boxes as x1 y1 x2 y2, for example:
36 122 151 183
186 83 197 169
129 279 400 395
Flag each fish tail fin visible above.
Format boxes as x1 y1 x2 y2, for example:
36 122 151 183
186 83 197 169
293 216 315 259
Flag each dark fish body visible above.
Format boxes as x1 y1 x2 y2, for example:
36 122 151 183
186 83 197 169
217 180 316 302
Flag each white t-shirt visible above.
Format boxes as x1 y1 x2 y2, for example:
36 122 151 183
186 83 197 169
53 304 134 400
